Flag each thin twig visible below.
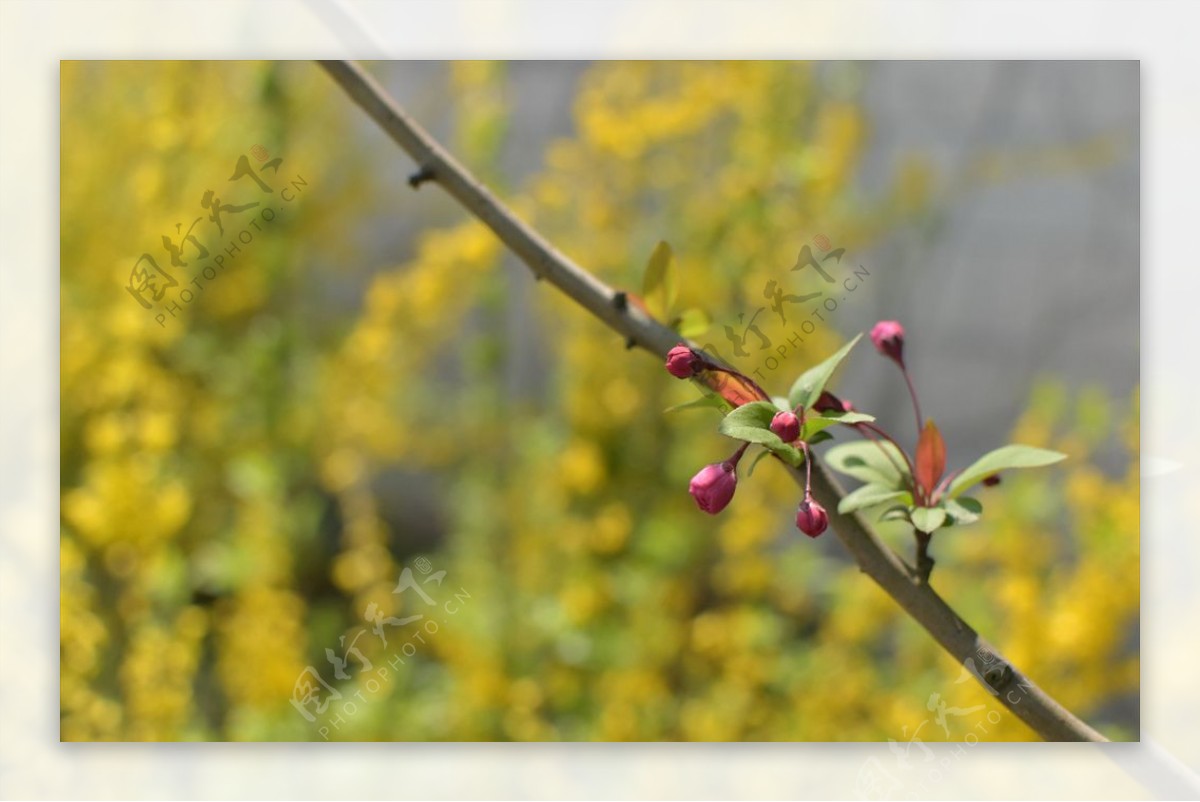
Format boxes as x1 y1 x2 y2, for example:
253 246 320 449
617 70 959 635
318 59 1108 743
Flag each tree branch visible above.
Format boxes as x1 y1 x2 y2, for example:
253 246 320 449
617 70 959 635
317 59 1108 743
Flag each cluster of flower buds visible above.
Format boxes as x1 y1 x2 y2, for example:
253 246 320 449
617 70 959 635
664 343 828 538
662 319 1062 582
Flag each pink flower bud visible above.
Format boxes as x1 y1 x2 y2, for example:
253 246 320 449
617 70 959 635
770 410 800 442
795 497 829 538
870 320 906 366
813 390 853 414
665 344 702 379
688 461 737 514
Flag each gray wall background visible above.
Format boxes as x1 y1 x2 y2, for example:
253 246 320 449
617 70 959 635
358 60 1139 464
847 61 1138 466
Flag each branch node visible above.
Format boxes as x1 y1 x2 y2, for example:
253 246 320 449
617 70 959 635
612 291 628 312
983 662 1015 692
408 165 435 189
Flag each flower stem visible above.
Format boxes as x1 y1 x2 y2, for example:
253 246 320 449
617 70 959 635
901 365 924 436
857 421 917 487
798 440 816 501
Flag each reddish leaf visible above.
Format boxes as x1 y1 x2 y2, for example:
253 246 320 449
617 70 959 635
701 370 767 408
915 419 946 497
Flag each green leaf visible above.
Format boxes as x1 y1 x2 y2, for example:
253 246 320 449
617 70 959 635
719 400 777 430
943 496 982 525
771 396 791 413
720 425 804 465
947 445 1067 498
718 424 777 445
642 240 677 319
806 430 834 447
676 307 710 338
787 333 863 410
663 393 728 415
718 401 805 464
911 506 948 533
837 484 910 515
745 448 773 478
824 440 911 490
802 410 875 439
878 505 911 523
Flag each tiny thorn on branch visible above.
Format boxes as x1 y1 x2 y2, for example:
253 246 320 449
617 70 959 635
625 336 638 350
408 165 435 189
612 291 628 312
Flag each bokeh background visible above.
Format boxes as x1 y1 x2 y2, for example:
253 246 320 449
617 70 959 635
59 60 1138 742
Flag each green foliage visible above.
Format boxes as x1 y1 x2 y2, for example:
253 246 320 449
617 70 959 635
837 485 911 515
801 410 874 438
787 333 862 409
825 440 910 489
641 240 677 320
827 425 1065 535
910 506 948 534
640 240 709 336
943 496 982 525
948 445 1067 499
676 307 711 338
663 391 728 415
717 401 804 466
